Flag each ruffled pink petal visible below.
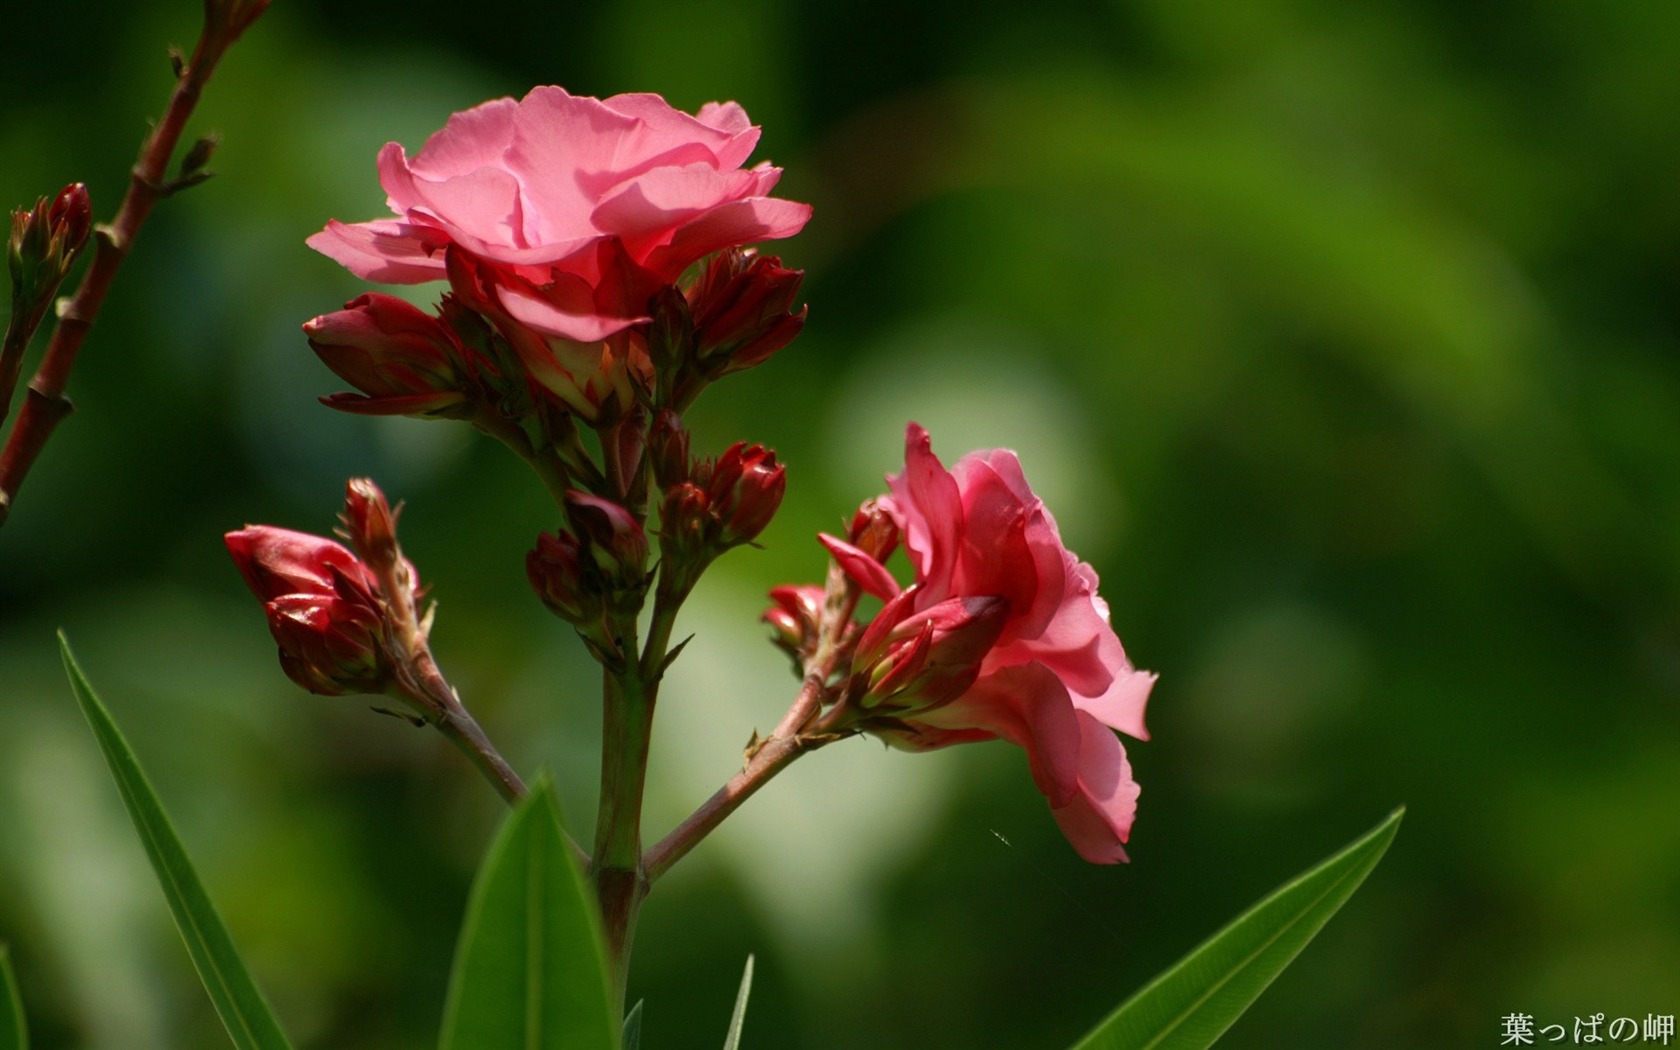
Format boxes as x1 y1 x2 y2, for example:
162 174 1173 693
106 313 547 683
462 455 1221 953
639 196 813 279
403 96 519 181
503 87 642 237
936 663 1082 808
1049 711 1140 864
496 280 645 343
949 458 1041 628
1074 666 1154 742
603 92 758 169
888 423 963 606
693 101 761 167
306 220 451 283
818 533 901 601
391 162 528 255
591 165 765 243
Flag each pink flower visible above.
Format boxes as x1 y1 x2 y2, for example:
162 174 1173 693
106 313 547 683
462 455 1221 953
840 424 1155 863
307 86 811 346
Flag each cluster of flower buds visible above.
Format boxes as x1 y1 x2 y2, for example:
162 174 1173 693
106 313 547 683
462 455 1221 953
650 248 806 408
527 491 653 659
848 590 1008 715
777 497 1010 718
7 184 92 335
658 437 787 575
225 478 421 697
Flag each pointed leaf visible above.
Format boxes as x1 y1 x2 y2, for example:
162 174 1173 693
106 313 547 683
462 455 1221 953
1070 807 1403 1050
59 634 293 1050
622 1000 644 1050
1 946 26 1050
438 779 617 1050
722 954 754 1050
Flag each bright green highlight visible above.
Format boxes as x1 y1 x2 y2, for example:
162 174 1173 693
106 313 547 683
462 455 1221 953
722 954 754 1050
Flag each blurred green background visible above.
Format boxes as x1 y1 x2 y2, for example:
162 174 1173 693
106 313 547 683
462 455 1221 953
3 0 1678 1046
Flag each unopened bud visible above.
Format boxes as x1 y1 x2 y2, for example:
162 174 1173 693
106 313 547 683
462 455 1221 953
649 409 690 490
305 293 475 417
819 532 900 601
225 525 378 603
658 481 712 567
706 442 785 547
48 183 92 256
267 593 386 695
847 498 899 562
340 477 400 571
527 529 592 623
646 285 695 382
686 248 806 375
857 595 1009 712
225 525 391 696
763 584 825 662
9 183 92 313
565 492 649 600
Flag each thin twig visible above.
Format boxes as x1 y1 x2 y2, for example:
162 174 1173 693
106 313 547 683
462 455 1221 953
0 5 265 526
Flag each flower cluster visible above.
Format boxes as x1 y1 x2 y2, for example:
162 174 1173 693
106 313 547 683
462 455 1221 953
233 84 1155 885
305 86 809 424
772 424 1155 863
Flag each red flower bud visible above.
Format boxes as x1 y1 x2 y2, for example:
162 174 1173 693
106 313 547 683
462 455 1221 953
658 481 712 567
705 442 785 547
527 529 594 622
763 583 824 662
225 525 378 604
266 593 386 695
847 498 899 562
648 409 691 491
856 595 1010 712
225 525 390 695
340 477 401 571
304 293 474 417
9 183 92 321
686 247 806 375
48 183 92 258
564 491 649 599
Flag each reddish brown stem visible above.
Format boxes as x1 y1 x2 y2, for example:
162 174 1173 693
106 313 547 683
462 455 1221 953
0 15 256 526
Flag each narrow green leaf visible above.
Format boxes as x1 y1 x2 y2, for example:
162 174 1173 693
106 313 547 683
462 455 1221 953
58 633 293 1050
1 945 26 1050
438 778 618 1050
622 1000 644 1050
722 954 754 1050
1071 807 1404 1050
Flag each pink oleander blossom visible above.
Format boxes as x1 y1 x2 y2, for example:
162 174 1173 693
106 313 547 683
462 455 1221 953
844 424 1156 863
307 86 811 346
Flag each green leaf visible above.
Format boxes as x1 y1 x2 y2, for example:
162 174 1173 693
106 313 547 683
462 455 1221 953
58 633 293 1050
438 778 618 1050
622 1000 643 1050
1070 807 1404 1050
721 955 754 1050
1 945 26 1050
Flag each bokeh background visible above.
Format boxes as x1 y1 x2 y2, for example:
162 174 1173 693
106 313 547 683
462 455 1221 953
3 0 1678 1046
